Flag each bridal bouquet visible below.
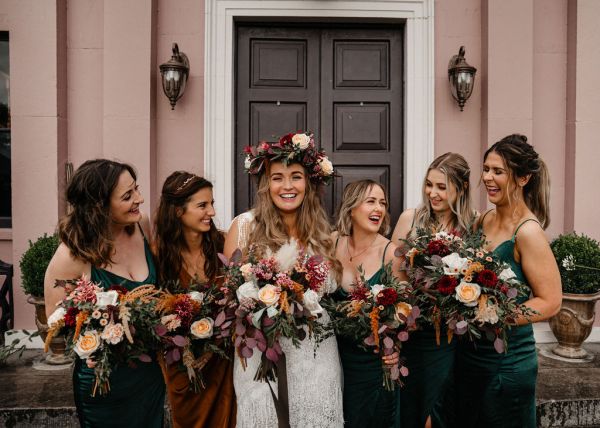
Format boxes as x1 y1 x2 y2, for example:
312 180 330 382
154 280 235 392
402 229 534 352
220 239 332 382
44 276 161 396
324 263 420 390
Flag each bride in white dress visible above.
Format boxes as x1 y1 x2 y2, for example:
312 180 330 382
224 134 344 428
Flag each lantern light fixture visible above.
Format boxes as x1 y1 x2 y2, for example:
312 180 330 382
448 46 477 112
159 43 189 110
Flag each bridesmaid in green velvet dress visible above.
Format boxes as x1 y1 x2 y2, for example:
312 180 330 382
44 159 165 428
453 134 561 427
332 180 402 428
390 153 476 428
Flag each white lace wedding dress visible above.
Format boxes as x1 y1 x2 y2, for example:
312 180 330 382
232 212 344 428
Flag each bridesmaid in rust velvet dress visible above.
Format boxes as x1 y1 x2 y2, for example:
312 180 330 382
154 171 236 428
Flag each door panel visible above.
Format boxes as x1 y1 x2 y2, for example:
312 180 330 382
236 23 404 227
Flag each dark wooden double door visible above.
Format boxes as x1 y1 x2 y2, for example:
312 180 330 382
235 22 404 226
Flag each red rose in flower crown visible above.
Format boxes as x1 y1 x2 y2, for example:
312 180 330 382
243 132 335 185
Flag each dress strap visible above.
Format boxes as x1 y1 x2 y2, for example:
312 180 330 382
381 241 392 266
478 209 494 228
512 218 541 242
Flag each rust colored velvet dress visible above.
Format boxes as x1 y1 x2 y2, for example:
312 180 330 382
161 269 237 428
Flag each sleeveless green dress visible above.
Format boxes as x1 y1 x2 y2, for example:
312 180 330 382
453 219 538 428
399 217 456 428
334 242 398 428
73 237 166 428
398 318 455 428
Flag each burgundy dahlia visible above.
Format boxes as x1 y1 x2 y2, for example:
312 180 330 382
64 307 79 327
426 239 450 257
436 275 458 295
376 288 398 306
476 269 498 288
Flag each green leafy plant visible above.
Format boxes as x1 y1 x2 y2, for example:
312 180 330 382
551 232 600 294
0 330 38 366
19 233 59 297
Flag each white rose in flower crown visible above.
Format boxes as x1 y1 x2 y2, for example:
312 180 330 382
371 284 385 301
47 307 66 327
441 253 469 276
74 330 101 359
95 290 119 309
303 289 324 316
258 284 281 307
239 263 254 281
188 291 204 303
394 302 413 324
100 322 125 345
498 267 517 281
292 133 311 149
244 155 252 169
318 157 334 175
454 282 481 307
236 281 259 301
190 317 214 339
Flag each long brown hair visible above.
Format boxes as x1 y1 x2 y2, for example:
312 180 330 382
484 134 550 229
58 159 137 266
153 172 225 285
413 152 475 235
248 161 341 279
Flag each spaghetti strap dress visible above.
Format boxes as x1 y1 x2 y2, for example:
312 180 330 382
453 218 539 428
334 241 399 428
73 235 166 428
399 214 455 428
161 269 237 428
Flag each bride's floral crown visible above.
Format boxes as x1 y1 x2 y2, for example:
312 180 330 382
243 132 335 185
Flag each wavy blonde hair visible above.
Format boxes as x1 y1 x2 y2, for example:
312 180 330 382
247 162 341 280
336 180 390 236
413 152 475 236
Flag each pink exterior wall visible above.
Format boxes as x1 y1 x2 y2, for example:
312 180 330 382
435 0 570 240
2 0 600 328
1 0 68 329
155 0 206 210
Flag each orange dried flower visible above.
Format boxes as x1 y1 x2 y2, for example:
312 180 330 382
370 307 381 352
279 291 291 314
73 311 89 343
44 319 65 352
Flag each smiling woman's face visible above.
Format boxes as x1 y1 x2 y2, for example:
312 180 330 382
268 162 307 214
109 170 144 225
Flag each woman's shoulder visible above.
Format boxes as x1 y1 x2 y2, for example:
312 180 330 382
46 242 90 279
380 235 398 262
234 211 255 223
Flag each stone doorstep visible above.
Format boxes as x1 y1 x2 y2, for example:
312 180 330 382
536 400 600 428
0 402 598 428
0 407 173 428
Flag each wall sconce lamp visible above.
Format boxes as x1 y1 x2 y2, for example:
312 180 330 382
159 43 189 110
448 46 477 111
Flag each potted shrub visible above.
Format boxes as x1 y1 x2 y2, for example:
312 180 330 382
19 233 71 364
549 232 600 359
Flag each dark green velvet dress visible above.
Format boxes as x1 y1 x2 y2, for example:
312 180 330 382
73 238 166 428
335 242 398 428
453 220 538 428
398 321 455 428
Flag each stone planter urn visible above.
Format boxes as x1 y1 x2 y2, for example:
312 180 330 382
549 291 600 359
27 295 72 365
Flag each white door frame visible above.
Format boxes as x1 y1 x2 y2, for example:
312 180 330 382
204 0 435 228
